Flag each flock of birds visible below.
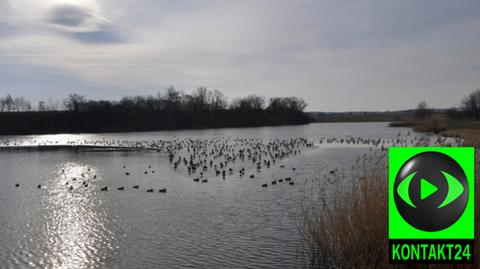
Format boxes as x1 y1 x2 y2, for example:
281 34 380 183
165 137 314 187
13 165 168 194
4 130 451 194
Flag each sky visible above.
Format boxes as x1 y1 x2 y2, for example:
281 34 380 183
0 0 479 111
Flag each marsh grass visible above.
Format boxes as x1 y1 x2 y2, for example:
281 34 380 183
301 132 480 268
412 118 449 133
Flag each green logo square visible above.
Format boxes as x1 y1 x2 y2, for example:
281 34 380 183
389 147 474 239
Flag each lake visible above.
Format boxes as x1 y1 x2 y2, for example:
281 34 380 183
0 122 420 268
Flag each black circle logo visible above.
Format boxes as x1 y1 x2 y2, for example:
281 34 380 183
394 151 468 231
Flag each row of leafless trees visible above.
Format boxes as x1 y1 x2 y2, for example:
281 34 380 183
63 86 308 113
0 87 308 113
0 94 64 112
0 87 310 134
415 88 480 120
0 95 32 112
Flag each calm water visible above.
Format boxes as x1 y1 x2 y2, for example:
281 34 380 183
0 122 418 269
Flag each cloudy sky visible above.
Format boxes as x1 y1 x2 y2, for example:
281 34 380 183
0 0 479 111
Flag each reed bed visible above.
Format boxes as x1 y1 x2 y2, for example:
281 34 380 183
301 132 480 268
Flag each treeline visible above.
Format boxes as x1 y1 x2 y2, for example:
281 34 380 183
0 94 33 112
412 88 480 121
0 87 310 135
446 89 480 120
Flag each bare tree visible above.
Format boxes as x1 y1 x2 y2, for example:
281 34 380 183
46 98 63 111
211 89 227 110
189 87 209 110
38 101 46 111
3 94 13 112
247 95 265 110
461 89 480 120
267 97 307 112
65 93 86 112
285 97 308 112
164 86 183 111
414 100 429 120
12 97 31 111
230 95 265 110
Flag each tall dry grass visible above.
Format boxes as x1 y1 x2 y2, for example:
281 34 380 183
300 152 388 268
412 117 449 133
301 133 480 268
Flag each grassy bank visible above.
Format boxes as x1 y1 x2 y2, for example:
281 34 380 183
389 117 480 135
301 127 480 268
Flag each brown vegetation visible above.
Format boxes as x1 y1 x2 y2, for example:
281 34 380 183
300 152 388 268
301 131 480 268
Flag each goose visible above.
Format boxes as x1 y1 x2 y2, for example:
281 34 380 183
117 186 124 190
262 183 268 187
101 186 108 191
146 189 153 192
15 183 19 187
133 185 139 189
37 184 41 189
159 188 166 193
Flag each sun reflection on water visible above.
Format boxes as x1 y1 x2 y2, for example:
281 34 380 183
38 162 118 269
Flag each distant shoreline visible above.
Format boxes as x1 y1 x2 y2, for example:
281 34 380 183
307 109 449 123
